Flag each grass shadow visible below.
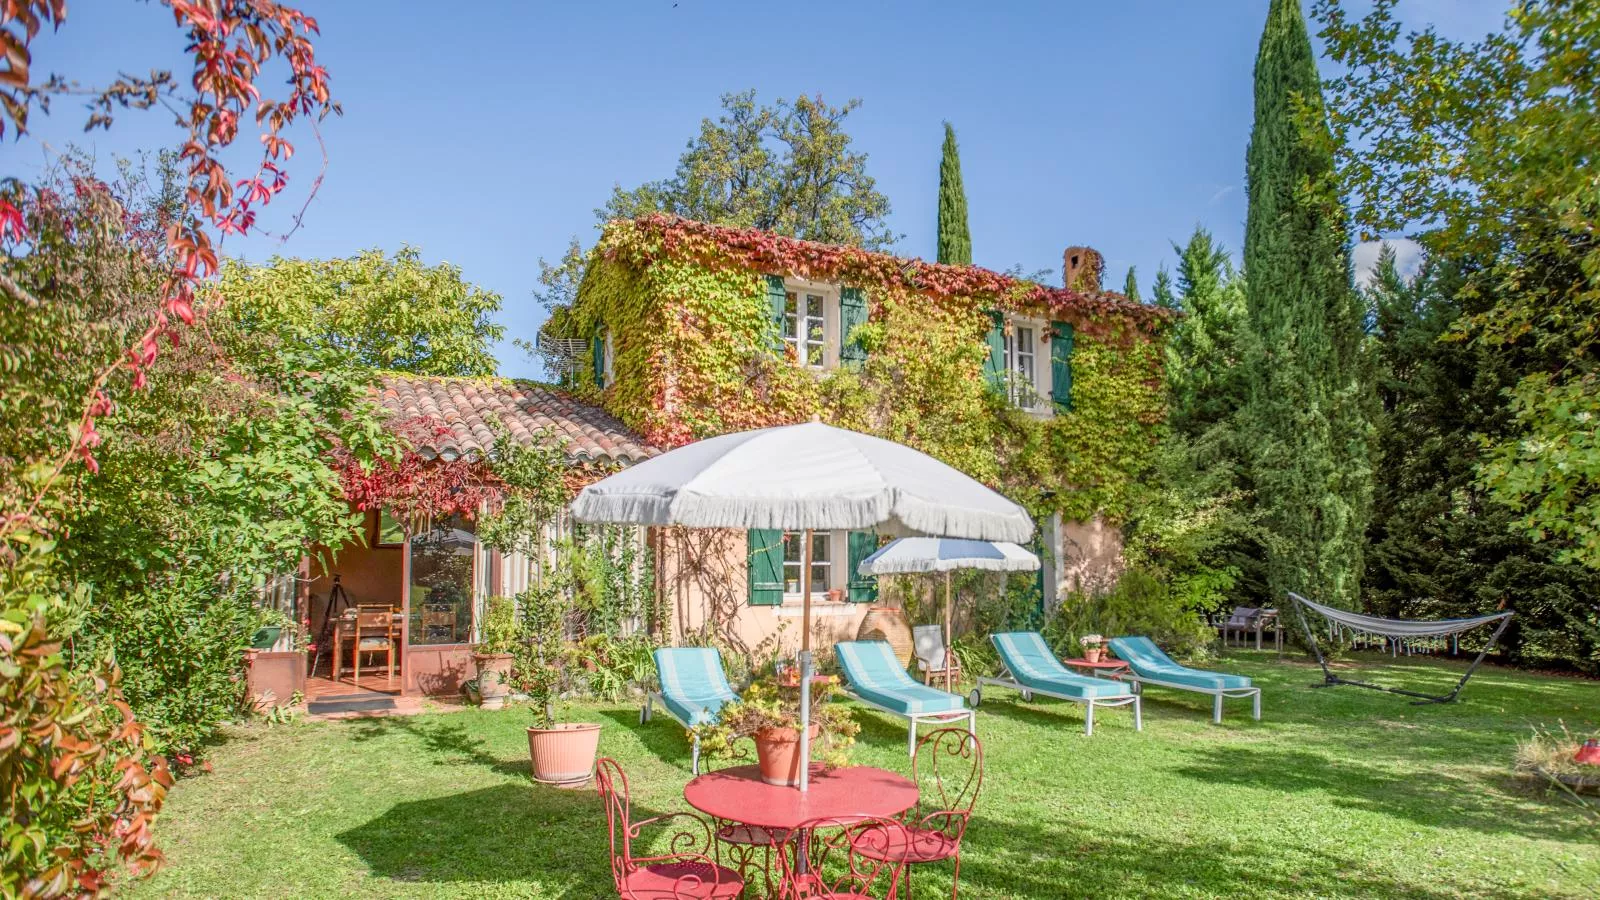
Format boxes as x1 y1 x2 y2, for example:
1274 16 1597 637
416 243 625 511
344 715 529 779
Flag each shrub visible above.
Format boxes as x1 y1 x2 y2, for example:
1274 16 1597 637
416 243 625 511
2 543 170 897
1046 566 1214 660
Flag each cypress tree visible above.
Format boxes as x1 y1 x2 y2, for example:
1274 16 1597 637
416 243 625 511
1152 266 1178 310
936 122 972 265
1241 0 1371 610
1123 266 1141 302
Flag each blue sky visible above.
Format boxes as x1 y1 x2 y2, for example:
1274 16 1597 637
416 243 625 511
10 1 1503 378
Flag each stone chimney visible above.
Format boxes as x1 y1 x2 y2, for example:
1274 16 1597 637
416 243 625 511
1062 246 1105 292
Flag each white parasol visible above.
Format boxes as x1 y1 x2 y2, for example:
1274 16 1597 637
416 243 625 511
572 421 1033 789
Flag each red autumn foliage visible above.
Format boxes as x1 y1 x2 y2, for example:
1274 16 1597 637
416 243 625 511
613 214 1179 338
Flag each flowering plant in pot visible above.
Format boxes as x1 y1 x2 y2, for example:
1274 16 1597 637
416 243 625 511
472 595 519 710
1079 633 1107 664
696 678 860 786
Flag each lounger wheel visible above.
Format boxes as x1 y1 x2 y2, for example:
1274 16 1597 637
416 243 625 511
968 688 982 708
1020 689 1034 702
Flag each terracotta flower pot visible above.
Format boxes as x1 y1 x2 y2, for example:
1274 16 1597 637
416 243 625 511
474 652 515 710
857 606 915 666
754 724 821 787
528 722 602 785
1085 647 1105 664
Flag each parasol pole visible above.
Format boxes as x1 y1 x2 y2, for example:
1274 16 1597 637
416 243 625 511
797 528 813 792
945 571 955 691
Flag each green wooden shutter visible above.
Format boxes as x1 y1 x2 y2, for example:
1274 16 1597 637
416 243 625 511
982 310 1006 392
846 530 879 603
766 275 788 352
1050 321 1074 411
747 529 784 606
591 331 606 389
839 286 868 368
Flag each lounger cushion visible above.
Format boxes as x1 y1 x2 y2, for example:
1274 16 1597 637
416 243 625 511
835 641 968 715
1108 636 1253 691
654 648 738 726
990 632 1133 699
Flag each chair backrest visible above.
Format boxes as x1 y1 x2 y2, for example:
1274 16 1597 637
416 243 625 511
355 611 391 633
779 816 908 898
912 728 983 842
653 647 736 701
594 757 634 889
990 631 1060 682
1107 636 1177 671
835 641 916 691
912 625 946 669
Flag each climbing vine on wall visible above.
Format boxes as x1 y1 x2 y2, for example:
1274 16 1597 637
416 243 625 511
552 215 1172 523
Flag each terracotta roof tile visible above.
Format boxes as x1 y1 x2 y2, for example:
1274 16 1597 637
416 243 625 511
375 374 658 466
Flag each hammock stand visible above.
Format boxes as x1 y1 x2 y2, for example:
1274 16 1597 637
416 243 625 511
1288 592 1513 705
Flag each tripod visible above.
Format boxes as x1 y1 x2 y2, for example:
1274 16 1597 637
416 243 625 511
309 574 350 678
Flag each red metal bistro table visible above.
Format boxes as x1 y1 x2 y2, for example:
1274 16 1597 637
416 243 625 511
685 763 918 829
684 764 919 890
1060 657 1131 679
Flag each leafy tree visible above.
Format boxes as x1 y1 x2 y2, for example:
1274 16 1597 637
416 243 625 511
2 0 338 888
217 247 505 377
936 122 972 265
1365 245 1600 670
603 90 896 250
1317 0 1600 569
1240 0 1371 609
1123 266 1140 302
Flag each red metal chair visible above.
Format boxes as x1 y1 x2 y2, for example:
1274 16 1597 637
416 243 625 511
777 815 910 900
854 727 983 899
595 757 745 899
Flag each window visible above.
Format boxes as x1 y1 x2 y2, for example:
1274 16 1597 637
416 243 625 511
783 289 827 368
782 531 833 596
374 509 406 547
408 514 477 645
1003 322 1041 407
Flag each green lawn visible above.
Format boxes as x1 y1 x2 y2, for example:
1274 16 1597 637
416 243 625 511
134 651 1600 899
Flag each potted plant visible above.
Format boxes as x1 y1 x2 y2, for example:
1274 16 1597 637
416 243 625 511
697 678 860 786
473 595 518 710
515 564 602 786
1080 633 1107 664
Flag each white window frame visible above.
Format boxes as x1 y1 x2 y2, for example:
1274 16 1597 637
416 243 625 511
782 278 840 370
1002 314 1051 414
781 529 846 601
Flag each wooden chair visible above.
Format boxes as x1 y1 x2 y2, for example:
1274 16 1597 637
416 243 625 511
595 757 744 899
854 727 983 899
351 610 396 686
778 815 910 900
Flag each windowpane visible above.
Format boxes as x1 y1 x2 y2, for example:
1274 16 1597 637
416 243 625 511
782 531 831 594
781 287 828 368
409 514 476 645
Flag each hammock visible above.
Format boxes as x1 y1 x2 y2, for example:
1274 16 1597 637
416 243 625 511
1288 592 1513 704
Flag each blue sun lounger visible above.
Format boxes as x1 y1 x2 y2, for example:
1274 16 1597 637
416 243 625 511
834 640 976 757
1107 636 1260 724
973 631 1141 735
641 647 739 773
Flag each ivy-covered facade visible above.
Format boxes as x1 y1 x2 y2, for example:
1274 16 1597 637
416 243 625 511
544 215 1173 652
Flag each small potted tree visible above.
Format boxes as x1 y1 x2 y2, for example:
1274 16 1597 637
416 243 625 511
472 595 518 710
697 678 859 786
516 568 602 785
